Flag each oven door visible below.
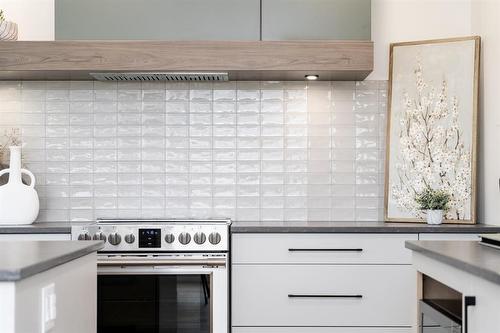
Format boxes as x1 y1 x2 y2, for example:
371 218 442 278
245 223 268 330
97 255 228 333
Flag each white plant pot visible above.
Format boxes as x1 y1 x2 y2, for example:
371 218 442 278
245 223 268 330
0 146 39 225
426 210 444 225
0 21 18 40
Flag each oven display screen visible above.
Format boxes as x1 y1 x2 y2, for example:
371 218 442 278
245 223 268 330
138 229 161 248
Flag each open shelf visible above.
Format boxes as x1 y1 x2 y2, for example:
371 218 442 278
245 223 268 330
0 40 373 81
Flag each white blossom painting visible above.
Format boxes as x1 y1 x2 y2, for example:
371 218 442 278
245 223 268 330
385 37 480 224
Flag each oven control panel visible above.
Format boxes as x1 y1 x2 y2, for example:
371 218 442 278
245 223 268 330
71 219 230 252
139 228 162 248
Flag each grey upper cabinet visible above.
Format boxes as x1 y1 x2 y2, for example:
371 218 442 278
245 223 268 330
262 0 371 40
55 0 260 40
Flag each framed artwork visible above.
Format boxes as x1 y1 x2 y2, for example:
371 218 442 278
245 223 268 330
384 36 480 224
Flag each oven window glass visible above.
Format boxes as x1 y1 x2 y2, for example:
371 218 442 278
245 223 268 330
98 275 210 333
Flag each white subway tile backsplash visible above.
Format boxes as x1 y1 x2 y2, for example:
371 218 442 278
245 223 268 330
3 80 387 221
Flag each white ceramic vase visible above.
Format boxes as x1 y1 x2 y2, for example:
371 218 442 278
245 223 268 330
0 146 39 225
426 210 443 225
0 20 18 40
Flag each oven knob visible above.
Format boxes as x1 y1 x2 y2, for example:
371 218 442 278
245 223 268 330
124 233 135 244
178 232 191 245
93 232 106 242
208 232 221 245
194 232 206 245
108 233 122 246
78 232 91 241
164 233 175 244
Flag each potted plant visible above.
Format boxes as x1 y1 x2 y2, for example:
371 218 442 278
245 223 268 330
415 187 451 225
0 10 18 41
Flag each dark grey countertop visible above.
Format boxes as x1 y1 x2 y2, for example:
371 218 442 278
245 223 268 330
0 240 104 281
406 240 500 285
2 220 500 235
0 222 72 234
231 221 500 233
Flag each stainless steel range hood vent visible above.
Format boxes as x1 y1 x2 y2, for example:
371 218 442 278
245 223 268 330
89 72 229 82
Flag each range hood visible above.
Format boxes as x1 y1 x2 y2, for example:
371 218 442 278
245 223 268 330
89 72 229 82
0 40 373 81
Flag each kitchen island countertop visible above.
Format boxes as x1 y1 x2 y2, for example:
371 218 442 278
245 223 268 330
0 222 72 234
406 240 500 286
0 240 103 281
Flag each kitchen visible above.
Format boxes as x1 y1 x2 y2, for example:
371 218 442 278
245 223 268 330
0 0 499 332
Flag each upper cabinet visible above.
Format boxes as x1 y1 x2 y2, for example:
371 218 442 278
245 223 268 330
55 0 261 40
55 0 370 41
3 1 373 81
262 0 371 40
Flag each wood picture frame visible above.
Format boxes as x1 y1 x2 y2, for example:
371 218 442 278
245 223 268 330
384 36 481 224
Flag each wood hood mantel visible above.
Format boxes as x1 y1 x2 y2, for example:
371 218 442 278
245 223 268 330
0 40 373 81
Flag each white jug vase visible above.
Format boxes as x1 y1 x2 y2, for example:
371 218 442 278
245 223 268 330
0 146 39 224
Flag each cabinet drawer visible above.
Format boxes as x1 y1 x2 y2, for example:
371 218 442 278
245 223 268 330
232 265 415 327
232 233 417 264
233 328 413 333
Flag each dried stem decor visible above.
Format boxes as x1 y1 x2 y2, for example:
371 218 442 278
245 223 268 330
0 128 22 185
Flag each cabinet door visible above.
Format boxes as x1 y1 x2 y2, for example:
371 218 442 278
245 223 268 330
232 265 415 327
262 0 371 40
55 0 260 40
232 233 417 264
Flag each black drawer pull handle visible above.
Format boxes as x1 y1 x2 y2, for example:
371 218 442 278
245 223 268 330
288 294 363 298
288 248 363 252
464 296 476 333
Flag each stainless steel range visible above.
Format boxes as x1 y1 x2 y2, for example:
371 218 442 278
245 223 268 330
72 218 231 333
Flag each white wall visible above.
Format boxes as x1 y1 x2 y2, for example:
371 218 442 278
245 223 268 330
369 0 473 80
1 0 499 224
472 0 500 225
0 0 54 40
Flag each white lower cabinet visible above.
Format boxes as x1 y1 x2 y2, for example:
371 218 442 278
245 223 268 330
232 233 481 333
413 250 500 333
233 328 413 333
232 233 415 265
232 265 415 327
231 233 418 333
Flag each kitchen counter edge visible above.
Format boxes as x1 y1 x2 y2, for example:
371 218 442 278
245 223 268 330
0 240 104 281
405 240 500 286
0 222 72 234
230 221 500 233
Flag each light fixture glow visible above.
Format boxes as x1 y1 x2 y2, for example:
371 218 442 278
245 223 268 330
305 74 319 81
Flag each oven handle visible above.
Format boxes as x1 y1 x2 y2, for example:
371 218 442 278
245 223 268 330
288 294 363 299
97 258 226 267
